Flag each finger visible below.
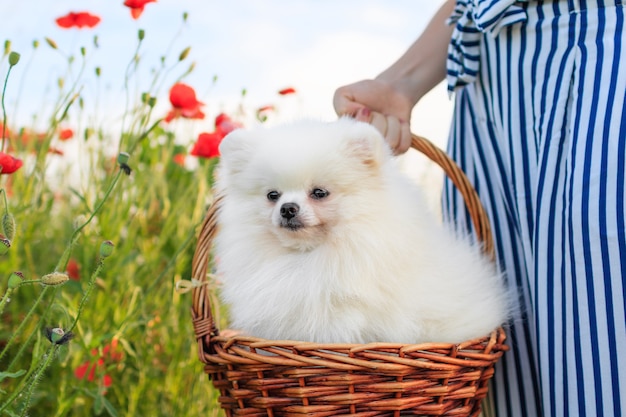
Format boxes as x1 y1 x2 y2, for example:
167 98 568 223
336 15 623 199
396 120 413 155
370 111 388 135
354 107 371 122
383 115 412 155
384 116 403 155
333 87 363 117
370 111 394 150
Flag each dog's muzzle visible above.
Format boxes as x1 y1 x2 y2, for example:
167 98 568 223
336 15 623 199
279 202 303 230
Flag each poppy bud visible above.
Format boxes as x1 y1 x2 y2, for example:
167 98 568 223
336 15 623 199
3 40 10 55
138 29 145 41
0 238 10 255
45 37 58 50
99 240 114 258
178 46 191 62
45 327 74 345
117 152 130 165
8 52 20 66
80 46 86 57
40 272 69 287
32 39 39 49
2 212 15 241
8 271 23 289
48 328 65 343
95 67 101 77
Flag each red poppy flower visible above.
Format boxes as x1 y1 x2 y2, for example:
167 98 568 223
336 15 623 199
214 113 242 136
0 153 23 175
75 358 105 382
100 338 124 362
190 113 242 158
164 83 205 123
16 129 46 147
0 122 11 139
75 360 96 381
190 132 222 159
75 339 123 391
169 83 203 110
123 0 157 20
56 12 101 29
173 153 186 166
75 358 112 389
59 128 74 141
66 259 80 281
278 87 296 95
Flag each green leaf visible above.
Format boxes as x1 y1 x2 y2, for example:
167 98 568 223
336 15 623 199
101 395 119 417
0 369 26 382
94 393 104 415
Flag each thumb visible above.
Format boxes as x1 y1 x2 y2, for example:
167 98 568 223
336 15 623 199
333 89 368 118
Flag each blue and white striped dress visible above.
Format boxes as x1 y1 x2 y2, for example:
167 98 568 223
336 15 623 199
444 1 626 416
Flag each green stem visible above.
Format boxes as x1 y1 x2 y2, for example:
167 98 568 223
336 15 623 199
15 279 41 286
7 288 58 372
146 225 196 292
0 188 8 214
11 46 37 132
128 118 162 154
56 168 123 272
0 287 13 317
1 64 14 153
16 344 59 416
0 287 48 363
67 258 104 334
119 38 144 154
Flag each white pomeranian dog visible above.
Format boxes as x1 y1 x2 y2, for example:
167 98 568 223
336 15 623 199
213 118 512 344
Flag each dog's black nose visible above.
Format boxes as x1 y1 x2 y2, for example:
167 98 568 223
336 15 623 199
280 202 299 219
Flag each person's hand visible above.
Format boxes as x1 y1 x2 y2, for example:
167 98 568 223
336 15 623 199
333 79 413 154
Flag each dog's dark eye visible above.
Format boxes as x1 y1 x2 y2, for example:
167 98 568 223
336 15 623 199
267 190 281 202
310 188 329 200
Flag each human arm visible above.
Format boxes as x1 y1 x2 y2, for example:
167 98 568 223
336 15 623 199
333 0 455 154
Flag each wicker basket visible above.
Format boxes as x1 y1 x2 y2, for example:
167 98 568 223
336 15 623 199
190 134 507 417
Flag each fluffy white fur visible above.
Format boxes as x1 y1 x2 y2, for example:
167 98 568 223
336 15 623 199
213 118 512 344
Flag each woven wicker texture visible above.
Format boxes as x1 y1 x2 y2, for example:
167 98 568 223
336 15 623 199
191 134 506 417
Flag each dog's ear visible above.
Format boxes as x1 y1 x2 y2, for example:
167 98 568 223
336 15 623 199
344 127 388 168
218 129 254 175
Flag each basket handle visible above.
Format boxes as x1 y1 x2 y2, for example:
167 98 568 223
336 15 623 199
190 134 494 361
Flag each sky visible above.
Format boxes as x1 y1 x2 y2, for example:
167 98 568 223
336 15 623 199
1 0 452 150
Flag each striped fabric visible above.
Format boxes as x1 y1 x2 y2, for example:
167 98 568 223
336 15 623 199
447 0 528 92
443 1 626 416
